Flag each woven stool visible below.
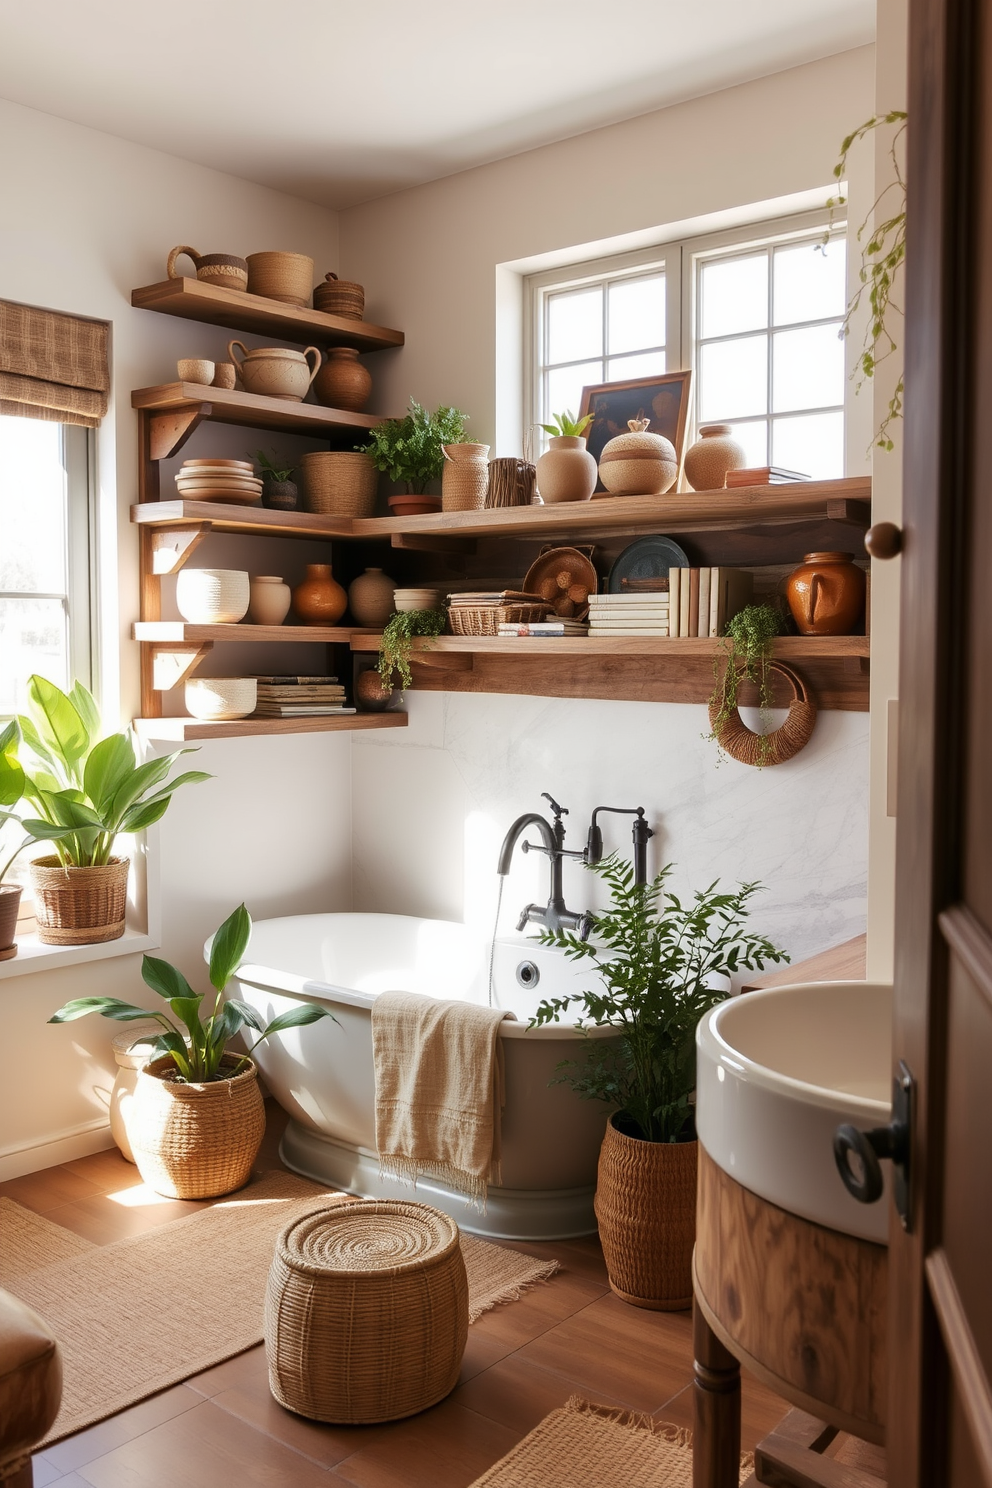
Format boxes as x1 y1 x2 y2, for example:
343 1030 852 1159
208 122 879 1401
264 1200 469 1424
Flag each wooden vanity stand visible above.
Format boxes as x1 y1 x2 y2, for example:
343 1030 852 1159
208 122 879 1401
692 1145 888 1487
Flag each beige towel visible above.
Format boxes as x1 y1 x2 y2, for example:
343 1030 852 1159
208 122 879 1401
372 992 516 1207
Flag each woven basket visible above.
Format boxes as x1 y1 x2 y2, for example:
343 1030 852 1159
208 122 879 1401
245 251 314 307
30 856 129 945
129 1054 265 1199
594 1115 697 1311
301 451 378 516
265 1200 469 1424
448 602 549 636
313 272 365 319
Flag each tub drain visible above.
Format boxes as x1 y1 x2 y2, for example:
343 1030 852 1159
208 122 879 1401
515 960 540 989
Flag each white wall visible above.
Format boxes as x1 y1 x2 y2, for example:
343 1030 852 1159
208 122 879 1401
341 50 875 966
0 99 353 1177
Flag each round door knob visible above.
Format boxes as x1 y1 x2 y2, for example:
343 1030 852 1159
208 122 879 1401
865 522 902 559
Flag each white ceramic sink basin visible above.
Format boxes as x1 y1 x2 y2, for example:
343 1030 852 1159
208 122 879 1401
696 981 893 1243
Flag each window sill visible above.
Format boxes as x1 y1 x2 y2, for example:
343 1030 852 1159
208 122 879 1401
0 927 157 980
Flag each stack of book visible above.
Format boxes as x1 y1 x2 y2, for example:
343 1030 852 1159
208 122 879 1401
496 620 589 637
253 676 355 718
668 569 754 637
587 592 670 636
725 465 810 487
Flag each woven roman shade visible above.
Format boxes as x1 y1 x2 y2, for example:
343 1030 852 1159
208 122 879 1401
0 300 109 427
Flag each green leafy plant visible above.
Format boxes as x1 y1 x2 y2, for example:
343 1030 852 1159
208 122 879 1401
707 603 785 763
0 720 75 884
49 903 335 1083
540 410 594 439
828 110 907 450
17 675 210 868
377 608 448 690
532 857 787 1142
361 400 468 493
253 449 296 483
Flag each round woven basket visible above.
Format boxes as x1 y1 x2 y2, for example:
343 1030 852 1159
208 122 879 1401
301 452 378 516
594 1114 697 1311
245 251 314 307
129 1054 265 1199
30 856 130 945
313 272 365 319
265 1200 469 1424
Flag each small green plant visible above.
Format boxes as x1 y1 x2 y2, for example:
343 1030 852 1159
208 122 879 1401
0 720 75 884
361 400 468 493
377 608 447 691
707 603 785 763
827 110 907 450
49 903 335 1083
532 856 787 1142
253 449 296 483
540 410 594 439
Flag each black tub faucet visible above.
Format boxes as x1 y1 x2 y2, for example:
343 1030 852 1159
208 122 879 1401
497 793 595 940
585 805 654 885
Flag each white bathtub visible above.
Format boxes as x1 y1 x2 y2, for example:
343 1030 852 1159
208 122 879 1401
227 912 618 1239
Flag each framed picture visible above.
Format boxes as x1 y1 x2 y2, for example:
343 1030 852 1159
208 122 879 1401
579 371 694 490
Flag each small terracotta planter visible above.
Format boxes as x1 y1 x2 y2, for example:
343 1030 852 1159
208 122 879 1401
130 1053 266 1199
29 857 129 945
594 1113 697 1310
0 884 22 961
536 436 597 504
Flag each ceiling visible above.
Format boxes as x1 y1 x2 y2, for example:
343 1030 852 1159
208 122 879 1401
0 0 875 210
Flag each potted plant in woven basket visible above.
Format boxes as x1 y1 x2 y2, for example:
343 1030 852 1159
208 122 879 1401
49 904 336 1198
0 720 77 960
533 856 786 1310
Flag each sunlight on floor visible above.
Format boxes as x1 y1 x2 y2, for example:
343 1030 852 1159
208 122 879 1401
107 1184 174 1207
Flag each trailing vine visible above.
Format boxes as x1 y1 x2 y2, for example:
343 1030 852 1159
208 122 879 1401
377 608 447 691
707 603 785 764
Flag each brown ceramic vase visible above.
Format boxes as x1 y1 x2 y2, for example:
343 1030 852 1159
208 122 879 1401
292 564 347 626
683 423 747 491
785 551 866 636
313 348 373 411
356 669 396 712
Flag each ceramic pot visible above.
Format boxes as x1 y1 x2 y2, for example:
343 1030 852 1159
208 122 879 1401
249 575 292 625
786 551 866 636
0 884 22 961
536 436 597 504
167 246 248 294
177 359 214 386
349 568 396 627
599 419 678 496
109 1023 164 1162
292 563 347 626
228 341 321 401
212 362 237 389
313 272 365 319
30 857 129 945
130 1054 266 1199
261 479 298 511
313 348 372 411
683 424 747 491
176 568 250 624
356 669 396 712
441 443 490 512
185 677 257 721
595 1113 697 1310
246 251 314 308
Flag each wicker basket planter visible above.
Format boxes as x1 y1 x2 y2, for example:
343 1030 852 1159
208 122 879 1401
301 451 378 516
594 1113 697 1311
265 1200 469 1424
29 856 130 945
129 1053 265 1199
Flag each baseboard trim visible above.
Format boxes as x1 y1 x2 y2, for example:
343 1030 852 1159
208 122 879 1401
0 1118 116 1181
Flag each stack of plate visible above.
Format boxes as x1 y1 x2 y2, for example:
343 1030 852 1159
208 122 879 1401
175 459 263 505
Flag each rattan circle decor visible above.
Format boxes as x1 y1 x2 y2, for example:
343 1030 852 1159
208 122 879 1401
265 1200 469 1424
708 661 817 767
129 1054 265 1199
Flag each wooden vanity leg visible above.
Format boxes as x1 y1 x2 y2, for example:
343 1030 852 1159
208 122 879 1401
693 1298 742 1488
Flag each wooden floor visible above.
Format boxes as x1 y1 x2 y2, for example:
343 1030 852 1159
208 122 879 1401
0 1105 795 1487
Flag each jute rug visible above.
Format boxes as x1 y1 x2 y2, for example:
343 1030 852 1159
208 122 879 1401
469 1397 754 1488
0 1171 558 1446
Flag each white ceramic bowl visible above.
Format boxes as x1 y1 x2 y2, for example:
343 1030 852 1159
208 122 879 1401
394 589 443 612
185 677 257 721
176 569 250 624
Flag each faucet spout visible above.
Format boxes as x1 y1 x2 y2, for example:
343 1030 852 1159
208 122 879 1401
497 813 557 877
496 800 591 938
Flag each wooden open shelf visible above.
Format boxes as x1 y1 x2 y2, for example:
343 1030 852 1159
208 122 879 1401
134 713 408 741
132 382 391 439
132 278 404 353
133 622 375 644
131 500 356 540
349 634 870 659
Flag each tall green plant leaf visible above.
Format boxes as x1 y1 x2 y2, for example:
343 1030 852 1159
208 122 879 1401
259 1004 339 1037
69 681 102 741
49 997 165 1024
208 903 252 991
26 675 90 775
0 722 24 806
83 733 136 814
141 954 197 1002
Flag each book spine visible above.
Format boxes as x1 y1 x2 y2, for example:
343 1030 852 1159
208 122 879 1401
679 569 691 637
697 569 711 639
668 568 681 638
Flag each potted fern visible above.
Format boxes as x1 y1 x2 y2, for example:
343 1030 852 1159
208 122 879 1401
534 856 786 1308
50 903 334 1197
536 410 597 503
360 399 467 498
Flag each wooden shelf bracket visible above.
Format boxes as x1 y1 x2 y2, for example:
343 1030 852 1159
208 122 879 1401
150 524 211 575
150 407 206 462
150 643 213 692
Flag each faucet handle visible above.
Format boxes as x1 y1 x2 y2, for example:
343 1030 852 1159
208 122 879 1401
541 792 568 819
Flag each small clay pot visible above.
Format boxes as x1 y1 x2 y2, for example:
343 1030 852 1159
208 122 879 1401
348 568 396 627
356 669 396 712
0 884 22 960
785 551 866 636
261 479 298 511
248 575 292 625
292 563 347 626
313 347 372 411
683 424 747 491
536 436 597 504
177 358 215 386
212 362 237 390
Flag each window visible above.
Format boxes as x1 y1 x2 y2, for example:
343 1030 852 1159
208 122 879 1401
0 416 93 715
529 216 847 479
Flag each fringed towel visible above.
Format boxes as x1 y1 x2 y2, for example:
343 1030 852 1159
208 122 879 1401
371 992 516 1207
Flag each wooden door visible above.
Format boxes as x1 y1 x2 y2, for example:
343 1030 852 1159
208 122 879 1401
891 0 992 1481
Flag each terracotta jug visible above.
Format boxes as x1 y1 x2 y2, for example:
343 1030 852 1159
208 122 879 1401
536 436 597 504
683 424 747 491
292 564 347 626
441 443 490 512
313 348 373 411
785 551 866 635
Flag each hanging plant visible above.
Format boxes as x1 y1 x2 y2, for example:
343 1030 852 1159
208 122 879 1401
707 603 785 764
377 608 447 691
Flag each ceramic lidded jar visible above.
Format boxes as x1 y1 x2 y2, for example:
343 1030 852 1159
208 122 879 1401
348 568 396 627
248 575 292 626
536 436 597 504
313 347 372 411
785 551 867 635
292 563 347 626
598 419 678 496
683 424 747 491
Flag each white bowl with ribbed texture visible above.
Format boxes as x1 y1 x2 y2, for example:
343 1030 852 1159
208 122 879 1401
176 569 250 624
185 677 257 721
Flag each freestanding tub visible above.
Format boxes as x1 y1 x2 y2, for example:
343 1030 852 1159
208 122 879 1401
226 912 618 1239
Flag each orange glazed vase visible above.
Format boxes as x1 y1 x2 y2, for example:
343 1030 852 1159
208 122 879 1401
785 551 866 635
292 564 347 626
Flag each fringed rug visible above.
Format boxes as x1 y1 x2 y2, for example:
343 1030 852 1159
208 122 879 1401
0 1170 558 1445
469 1397 754 1488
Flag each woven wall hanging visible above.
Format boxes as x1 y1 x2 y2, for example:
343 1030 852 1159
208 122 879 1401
708 661 817 767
